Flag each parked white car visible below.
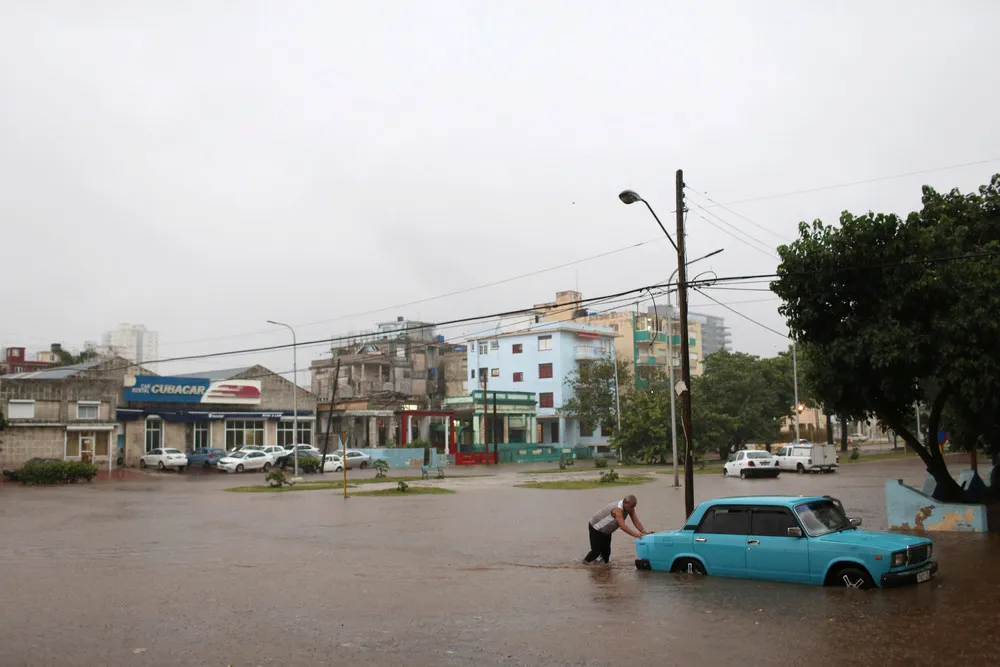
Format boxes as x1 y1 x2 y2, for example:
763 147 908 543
723 450 781 479
775 442 838 473
261 445 287 459
217 450 273 473
286 444 320 456
343 450 371 469
140 448 189 471
323 453 344 473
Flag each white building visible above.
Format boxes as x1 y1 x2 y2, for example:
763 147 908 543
102 324 158 369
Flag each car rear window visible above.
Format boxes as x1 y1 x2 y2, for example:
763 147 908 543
164 449 183 455
747 452 771 459
697 507 750 535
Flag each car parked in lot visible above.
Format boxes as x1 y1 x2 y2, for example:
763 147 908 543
140 448 189 472
217 449 273 473
774 442 838 474
323 453 344 473
635 495 937 589
187 447 228 468
275 446 321 469
261 445 287 460
343 450 371 469
723 450 780 478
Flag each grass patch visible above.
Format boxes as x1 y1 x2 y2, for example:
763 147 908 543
516 474 654 490
655 464 724 476
225 481 357 493
840 450 913 464
348 474 490 485
519 465 659 475
350 486 456 497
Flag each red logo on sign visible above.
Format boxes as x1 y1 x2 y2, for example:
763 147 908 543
204 383 262 400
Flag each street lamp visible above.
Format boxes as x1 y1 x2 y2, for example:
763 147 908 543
662 248 723 487
618 190 678 252
267 320 299 477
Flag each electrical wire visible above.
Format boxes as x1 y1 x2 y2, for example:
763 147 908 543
693 288 789 339
685 186 789 242
688 204 779 259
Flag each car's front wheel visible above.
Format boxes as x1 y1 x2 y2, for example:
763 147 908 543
672 558 707 576
830 566 874 589
263 462 272 472
236 464 245 473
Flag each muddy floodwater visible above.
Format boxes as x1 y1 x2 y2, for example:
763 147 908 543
1 458 997 666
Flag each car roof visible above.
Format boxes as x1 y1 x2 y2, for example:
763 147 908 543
703 495 831 508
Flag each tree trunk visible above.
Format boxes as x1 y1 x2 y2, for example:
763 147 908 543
825 412 834 445
839 415 848 453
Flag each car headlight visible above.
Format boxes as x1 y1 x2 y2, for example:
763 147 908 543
891 551 907 568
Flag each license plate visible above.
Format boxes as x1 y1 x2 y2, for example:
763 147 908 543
760 462 769 466
916 570 931 583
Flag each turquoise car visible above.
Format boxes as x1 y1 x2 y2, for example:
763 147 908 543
634 495 937 589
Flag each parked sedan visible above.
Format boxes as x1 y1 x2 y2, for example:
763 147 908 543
217 450 273 473
343 450 371 469
187 447 228 468
140 448 189 471
275 447 321 469
635 495 937 589
723 450 780 478
323 454 345 473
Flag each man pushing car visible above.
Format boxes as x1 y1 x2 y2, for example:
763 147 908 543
583 494 651 564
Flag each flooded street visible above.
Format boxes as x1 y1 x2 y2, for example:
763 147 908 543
1 457 997 666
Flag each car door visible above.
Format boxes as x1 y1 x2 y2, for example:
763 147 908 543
746 507 811 584
775 447 789 470
252 452 267 469
693 506 750 578
147 449 162 464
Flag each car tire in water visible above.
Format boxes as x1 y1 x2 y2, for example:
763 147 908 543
672 558 707 575
158 462 166 470
830 566 873 590
139 460 147 469
236 464 245 473
360 461 368 469
797 463 805 474
739 469 747 479
178 466 185 473
263 462 271 472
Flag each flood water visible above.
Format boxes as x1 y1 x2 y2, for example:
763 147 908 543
0 457 997 666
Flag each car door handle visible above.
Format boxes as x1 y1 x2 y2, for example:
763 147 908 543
695 537 707 543
747 539 760 546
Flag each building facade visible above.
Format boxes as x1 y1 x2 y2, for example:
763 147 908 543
466 321 616 450
0 346 57 376
649 306 730 357
102 323 159 368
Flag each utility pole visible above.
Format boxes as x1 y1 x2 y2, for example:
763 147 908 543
792 342 801 442
482 367 489 464
319 360 341 474
492 392 499 464
611 342 622 462
675 169 695 518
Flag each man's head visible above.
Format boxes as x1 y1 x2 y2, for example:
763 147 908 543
623 495 637 512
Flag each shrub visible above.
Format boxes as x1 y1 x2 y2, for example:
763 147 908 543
18 460 98 485
297 458 322 474
373 458 389 478
599 470 620 484
397 480 409 492
558 456 575 470
266 469 289 488
594 457 609 469
850 446 861 461
410 438 431 449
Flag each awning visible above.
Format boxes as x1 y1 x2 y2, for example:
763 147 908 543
66 424 118 432
116 408 313 423
576 332 600 339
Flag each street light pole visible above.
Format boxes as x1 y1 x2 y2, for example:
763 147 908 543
267 320 299 477
792 341 801 443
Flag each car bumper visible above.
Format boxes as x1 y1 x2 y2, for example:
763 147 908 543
881 561 938 588
745 468 780 477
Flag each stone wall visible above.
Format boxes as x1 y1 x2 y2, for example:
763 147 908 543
0 426 66 467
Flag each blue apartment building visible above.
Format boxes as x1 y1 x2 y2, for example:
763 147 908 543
465 321 616 450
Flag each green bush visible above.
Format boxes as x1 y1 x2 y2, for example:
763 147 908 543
397 480 409 492
409 438 431 449
559 456 575 470
373 458 389 478
266 469 289 488
297 458 322 474
850 446 861 461
594 457 609 469
599 470 620 484
18 460 98 485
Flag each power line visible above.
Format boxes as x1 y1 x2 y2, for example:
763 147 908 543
693 288 789 339
689 208 779 260
685 186 789 242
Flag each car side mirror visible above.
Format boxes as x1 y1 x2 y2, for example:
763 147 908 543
849 517 862 527
786 527 803 538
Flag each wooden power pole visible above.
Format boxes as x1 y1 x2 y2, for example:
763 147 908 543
675 169 696 518
318 359 341 474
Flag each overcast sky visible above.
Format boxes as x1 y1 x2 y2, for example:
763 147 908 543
2 1 998 385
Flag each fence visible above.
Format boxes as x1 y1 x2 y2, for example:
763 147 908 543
348 448 443 469
455 443 594 465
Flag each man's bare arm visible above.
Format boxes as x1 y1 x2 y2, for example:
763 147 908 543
614 509 643 538
629 509 648 533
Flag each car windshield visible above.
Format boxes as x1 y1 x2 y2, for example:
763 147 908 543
747 452 771 459
794 500 853 536
230 451 247 459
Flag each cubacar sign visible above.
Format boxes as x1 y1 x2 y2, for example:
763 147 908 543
124 375 262 405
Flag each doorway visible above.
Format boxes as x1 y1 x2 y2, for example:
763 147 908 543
80 433 96 463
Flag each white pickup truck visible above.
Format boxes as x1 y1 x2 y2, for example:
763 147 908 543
774 441 838 473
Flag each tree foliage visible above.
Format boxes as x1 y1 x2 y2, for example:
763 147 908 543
771 175 1000 500
611 379 674 463
560 358 632 435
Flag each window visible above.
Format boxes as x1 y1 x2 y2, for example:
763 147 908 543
538 335 552 351
225 420 265 450
491 368 499 377
580 422 594 437
539 392 554 408
697 507 750 535
193 422 209 449
538 363 553 379
479 368 488 384
7 400 35 419
278 421 313 446
513 372 524 383
751 508 800 537
601 422 612 437
490 340 499 351
76 402 99 420
478 342 489 355
471 369 476 379
145 418 162 452
512 343 523 354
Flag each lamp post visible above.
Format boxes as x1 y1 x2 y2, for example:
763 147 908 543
663 248 723 487
792 341 801 443
267 320 299 477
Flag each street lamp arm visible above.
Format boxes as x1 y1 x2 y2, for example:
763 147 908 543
641 200 679 252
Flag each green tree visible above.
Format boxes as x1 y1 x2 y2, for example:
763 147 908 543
53 348 99 367
771 176 1000 501
611 379 673 463
561 358 632 435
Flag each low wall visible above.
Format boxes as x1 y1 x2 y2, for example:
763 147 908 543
886 479 988 532
455 443 594 465
350 448 442 469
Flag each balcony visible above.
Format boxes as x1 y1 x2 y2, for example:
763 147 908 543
633 330 666 343
574 345 607 360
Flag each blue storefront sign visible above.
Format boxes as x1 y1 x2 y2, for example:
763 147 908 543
124 375 210 403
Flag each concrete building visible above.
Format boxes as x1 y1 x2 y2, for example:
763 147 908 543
102 324 158 368
0 357 145 469
0 346 57 376
116 366 317 463
649 305 730 357
466 321 616 450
